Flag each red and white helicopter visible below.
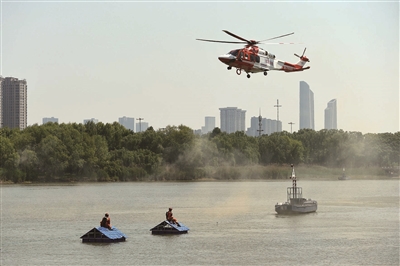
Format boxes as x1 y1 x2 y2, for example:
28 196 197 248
197 30 310 78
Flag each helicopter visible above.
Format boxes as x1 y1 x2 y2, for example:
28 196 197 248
196 30 310 78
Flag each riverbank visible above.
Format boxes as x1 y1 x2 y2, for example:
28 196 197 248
148 164 398 181
2 165 396 184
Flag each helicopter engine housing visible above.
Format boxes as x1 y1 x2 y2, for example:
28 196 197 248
258 49 267 56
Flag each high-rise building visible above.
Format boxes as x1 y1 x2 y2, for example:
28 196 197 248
202 116 215 134
246 116 260 136
246 116 282 136
299 81 314 130
263 118 282 135
219 107 246 133
324 99 337 130
1 77 28 130
43 117 59 124
0 77 3 128
136 121 148 132
84 118 99 124
119 116 135 131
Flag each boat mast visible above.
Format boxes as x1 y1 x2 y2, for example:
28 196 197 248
291 164 297 198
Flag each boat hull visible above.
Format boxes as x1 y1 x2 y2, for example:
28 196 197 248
275 201 317 215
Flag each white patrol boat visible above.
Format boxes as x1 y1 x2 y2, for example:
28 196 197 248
275 165 317 214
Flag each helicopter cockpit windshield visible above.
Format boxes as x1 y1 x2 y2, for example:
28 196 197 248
228 49 240 56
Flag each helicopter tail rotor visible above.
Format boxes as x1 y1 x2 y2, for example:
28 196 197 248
294 48 309 62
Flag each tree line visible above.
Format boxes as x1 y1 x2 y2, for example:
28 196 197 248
0 122 398 182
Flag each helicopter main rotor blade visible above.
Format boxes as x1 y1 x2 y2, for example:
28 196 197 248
196 38 247 44
197 30 296 46
222 30 252 44
262 42 299 45
260 32 294 42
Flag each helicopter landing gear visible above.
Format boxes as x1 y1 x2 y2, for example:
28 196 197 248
227 66 232 70
236 68 241 75
264 71 268 76
247 74 251 78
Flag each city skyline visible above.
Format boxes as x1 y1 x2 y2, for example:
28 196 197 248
2 2 398 134
5 76 393 134
0 75 355 134
14 77 388 134
36 97 335 134
0 77 359 134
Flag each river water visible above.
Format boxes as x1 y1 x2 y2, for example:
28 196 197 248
1 179 399 265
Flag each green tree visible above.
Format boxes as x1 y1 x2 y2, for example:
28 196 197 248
121 133 142 151
259 133 303 165
211 132 235 165
139 127 163 154
54 124 86 176
293 129 326 164
162 125 195 164
96 122 130 150
19 149 39 181
0 136 20 181
37 135 69 179
230 131 259 165
175 138 219 169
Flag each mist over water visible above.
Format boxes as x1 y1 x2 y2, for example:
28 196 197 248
2 180 399 265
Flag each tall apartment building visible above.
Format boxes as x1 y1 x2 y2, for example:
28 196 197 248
299 81 315 130
324 99 337 130
201 116 216 134
246 116 260 136
263 118 282 135
1 77 28 130
119 116 135 131
136 121 148 132
0 77 3 128
219 107 246 134
246 116 282 136
43 117 59 124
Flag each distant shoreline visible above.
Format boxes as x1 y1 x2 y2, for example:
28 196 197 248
1 173 397 185
1 164 398 184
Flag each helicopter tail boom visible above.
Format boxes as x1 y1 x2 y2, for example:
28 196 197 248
284 66 310 72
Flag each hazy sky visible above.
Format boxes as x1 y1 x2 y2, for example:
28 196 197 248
1 1 398 134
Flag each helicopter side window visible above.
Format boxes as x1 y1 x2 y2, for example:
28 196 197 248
244 53 248 59
256 55 260 63
250 54 255 62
